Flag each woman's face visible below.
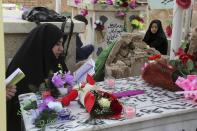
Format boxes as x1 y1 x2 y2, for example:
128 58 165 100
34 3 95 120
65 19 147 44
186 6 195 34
151 23 158 34
52 38 64 59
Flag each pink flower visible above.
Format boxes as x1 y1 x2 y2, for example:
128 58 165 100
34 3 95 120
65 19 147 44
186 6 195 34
91 0 98 4
106 0 113 5
74 0 81 5
129 0 137 9
80 9 88 17
115 11 126 17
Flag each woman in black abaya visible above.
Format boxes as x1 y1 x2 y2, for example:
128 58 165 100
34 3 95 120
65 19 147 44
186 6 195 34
143 19 168 55
6 23 67 131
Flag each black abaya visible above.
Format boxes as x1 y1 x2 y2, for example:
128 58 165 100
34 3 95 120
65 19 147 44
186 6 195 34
6 23 67 131
143 19 168 55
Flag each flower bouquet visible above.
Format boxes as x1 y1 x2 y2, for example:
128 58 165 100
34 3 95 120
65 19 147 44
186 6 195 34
20 93 77 129
52 69 74 96
76 74 123 119
175 75 197 102
30 64 74 97
129 15 144 32
142 42 197 91
141 56 181 91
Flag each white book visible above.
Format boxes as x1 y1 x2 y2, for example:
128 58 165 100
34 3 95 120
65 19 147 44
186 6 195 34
5 68 25 87
74 58 95 83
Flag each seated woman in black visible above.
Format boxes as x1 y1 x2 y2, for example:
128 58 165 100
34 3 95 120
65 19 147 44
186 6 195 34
74 15 94 62
6 23 67 131
143 19 168 55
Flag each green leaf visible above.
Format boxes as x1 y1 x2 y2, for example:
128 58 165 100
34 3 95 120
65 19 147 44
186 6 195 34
191 68 197 74
186 59 194 71
169 60 177 66
180 41 188 50
23 100 37 111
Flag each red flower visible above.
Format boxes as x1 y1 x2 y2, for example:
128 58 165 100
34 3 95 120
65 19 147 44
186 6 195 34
67 89 78 101
81 82 86 88
95 23 105 31
41 91 51 99
121 2 129 7
180 54 194 64
175 48 185 56
86 74 95 85
166 25 172 37
110 100 122 115
102 91 117 100
61 96 70 106
148 54 161 60
176 0 191 9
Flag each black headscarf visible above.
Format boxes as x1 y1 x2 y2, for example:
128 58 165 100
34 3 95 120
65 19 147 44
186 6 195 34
143 19 168 55
6 23 67 131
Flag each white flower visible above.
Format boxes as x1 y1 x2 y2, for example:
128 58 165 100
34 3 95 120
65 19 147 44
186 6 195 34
98 98 111 109
47 101 63 112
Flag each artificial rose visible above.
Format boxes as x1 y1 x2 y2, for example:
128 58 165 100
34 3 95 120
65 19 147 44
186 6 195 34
106 0 113 5
61 96 70 106
166 25 172 37
80 9 88 17
176 0 191 9
121 2 129 7
74 0 81 5
110 99 123 115
179 54 194 64
41 91 51 99
91 0 98 4
67 89 78 101
148 54 161 60
98 98 111 109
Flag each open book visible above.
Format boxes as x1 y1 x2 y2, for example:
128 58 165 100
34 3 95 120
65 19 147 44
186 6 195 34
5 68 25 87
74 58 95 83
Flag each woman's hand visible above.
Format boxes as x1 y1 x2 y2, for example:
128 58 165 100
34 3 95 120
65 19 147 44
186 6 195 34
6 85 17 100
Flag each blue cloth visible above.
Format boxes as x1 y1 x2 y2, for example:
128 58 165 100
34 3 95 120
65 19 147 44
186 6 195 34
76 34 94 62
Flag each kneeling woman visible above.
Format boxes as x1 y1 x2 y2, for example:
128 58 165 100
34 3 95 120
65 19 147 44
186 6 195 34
6 23 67 131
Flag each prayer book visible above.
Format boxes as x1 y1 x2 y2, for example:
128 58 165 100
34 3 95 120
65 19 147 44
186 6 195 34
5 68 25 87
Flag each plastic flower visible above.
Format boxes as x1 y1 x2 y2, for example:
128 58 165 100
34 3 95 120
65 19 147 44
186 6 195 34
74 0 81 5
131 19 140 27
98 98 111 109
129 0 137 9
110 99 123 115
37 103 48 112
91 0 98 4
106 0 113 5
52 71 74 88
63 71 74 86
94 20 105 31
166 25 172 37
80 9 88 17
131 18 144 30
115 11 126 18
138 22 144 29
148 54 161 61
52 73 65 88
47 101 63 112
43 96 55 104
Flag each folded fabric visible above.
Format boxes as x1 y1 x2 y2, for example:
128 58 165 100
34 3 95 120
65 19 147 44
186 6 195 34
113 90 144 98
